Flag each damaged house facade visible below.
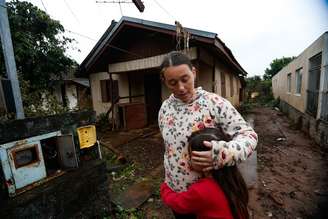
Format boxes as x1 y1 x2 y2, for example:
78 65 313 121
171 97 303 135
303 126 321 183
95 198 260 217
272 31 328 148
79 16 248 130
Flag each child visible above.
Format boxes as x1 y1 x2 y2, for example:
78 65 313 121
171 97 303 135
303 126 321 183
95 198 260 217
160 128 249 219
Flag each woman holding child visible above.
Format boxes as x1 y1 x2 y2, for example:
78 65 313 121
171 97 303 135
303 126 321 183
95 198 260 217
158 51 258 219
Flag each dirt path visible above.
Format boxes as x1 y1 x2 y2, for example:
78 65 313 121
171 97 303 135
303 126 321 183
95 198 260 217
249 107 328 219
102 107 328 218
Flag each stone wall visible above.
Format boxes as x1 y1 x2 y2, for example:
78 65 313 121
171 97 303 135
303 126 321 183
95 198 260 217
0 160 110 218
280 100 328 150
0 110 96 144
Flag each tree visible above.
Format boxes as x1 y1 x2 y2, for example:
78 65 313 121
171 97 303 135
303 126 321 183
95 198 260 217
0 0 77 89
263 56 296 80
245 75 262 91
245 75 274 105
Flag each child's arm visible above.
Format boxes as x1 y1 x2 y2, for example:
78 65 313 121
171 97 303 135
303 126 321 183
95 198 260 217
160 182 200 214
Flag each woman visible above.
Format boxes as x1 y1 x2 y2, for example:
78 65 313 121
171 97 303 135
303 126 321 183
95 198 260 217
161 128 249 219
158 51 257 218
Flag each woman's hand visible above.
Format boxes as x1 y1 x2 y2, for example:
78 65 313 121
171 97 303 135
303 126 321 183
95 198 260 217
191 141 214 172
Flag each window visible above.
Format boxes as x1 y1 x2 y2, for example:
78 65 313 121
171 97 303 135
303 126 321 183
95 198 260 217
100 79 119 102
295 68 302 94
287 73 291 93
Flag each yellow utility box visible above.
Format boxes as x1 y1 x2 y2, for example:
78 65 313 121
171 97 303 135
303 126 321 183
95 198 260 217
77 125 97 149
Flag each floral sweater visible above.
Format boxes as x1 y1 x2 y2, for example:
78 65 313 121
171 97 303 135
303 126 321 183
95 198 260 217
158 87 258 192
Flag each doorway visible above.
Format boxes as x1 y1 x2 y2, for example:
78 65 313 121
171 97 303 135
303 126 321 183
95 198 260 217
144 71 162 124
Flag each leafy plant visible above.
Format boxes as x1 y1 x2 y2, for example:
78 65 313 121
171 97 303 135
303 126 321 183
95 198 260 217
19 75 69 117
97 113 110 130
117 163 136 179
114 207 144 219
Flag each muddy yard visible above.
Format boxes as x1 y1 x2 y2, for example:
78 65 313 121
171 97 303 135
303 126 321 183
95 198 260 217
99 107 328 219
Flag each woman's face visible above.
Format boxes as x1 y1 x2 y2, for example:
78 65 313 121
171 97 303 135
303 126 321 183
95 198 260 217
163 64 196 103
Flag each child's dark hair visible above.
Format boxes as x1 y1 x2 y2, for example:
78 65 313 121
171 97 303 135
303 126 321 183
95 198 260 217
188 128 249 219
160 51 193 80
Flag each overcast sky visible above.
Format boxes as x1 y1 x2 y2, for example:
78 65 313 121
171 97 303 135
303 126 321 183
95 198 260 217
25 0 328 77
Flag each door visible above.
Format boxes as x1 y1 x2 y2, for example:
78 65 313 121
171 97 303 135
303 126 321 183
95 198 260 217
8 141 47 190
57 134 78 169
144 72 162 124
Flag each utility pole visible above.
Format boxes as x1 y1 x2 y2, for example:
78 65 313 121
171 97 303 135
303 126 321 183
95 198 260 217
0 0 25 119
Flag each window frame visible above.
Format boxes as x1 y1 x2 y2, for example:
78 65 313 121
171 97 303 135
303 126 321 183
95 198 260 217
287 73 292 93
295 68 302 95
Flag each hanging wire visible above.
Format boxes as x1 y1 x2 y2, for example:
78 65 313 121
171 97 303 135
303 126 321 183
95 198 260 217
63 0 80 24
40 0 48 13
152 0 176 21
107 44 143 58
151 0 187 51
65 29 144 58
118 1 123 16
66 30 97 41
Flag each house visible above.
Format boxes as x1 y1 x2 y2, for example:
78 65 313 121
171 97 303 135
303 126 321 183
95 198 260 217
0 75 91 118
79 16 248 129
52 77 92 110
272 31 328 148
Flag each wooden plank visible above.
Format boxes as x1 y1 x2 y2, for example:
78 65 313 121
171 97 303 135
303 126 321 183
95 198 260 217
108 47 197 73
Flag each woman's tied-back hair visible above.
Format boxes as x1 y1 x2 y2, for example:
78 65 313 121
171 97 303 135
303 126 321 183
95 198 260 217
188 128 249 219
160 51 193 80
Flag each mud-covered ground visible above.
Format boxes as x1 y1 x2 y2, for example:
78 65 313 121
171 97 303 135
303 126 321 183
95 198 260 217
248 107 328 219
100 107 328 219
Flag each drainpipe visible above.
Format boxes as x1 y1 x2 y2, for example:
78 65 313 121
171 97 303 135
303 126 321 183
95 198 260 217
0 0 25 119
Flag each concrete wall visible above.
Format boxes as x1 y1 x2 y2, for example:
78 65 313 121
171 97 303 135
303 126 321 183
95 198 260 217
113 73 129 104
66 84 78 110
279 100 328 150
272 32 327 114
90 72 111 116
